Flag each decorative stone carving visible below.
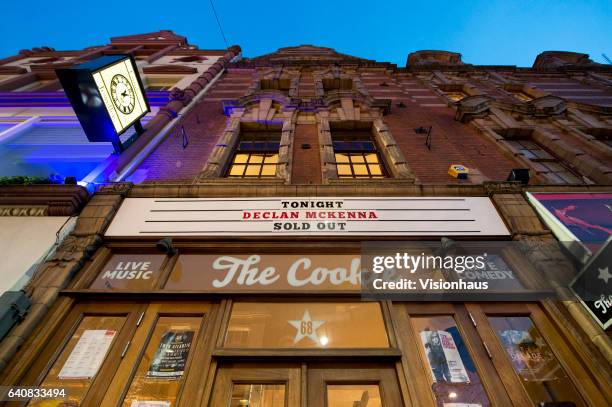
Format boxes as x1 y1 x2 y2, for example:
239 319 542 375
454 95 493 122
527 95 567 116
533 51 599 69
95 182 133 196
407 50 464 67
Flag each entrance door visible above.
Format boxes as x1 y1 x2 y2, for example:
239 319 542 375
208 363 301 406
395 302 512 406
101 301 213 406
307 363 403 407
20 301 145 406
467 302 610 407
209 363 403 406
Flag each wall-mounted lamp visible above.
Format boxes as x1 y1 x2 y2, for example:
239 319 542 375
414 126 432 150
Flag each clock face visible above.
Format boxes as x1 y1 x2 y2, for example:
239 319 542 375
109 74 135 114
92 57 149 134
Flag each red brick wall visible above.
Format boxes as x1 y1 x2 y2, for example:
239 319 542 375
291 124 322 184
135 70 254 182
384 105 519 183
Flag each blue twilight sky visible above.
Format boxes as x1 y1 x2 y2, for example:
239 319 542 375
1 0 610 67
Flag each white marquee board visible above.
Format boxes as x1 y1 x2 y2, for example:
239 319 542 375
104 197 510 237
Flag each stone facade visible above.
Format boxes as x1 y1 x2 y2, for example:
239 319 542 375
0 33 610 405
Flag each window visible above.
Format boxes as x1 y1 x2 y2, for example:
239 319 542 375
227 129 280 178
412 315 490 406
322 78 353 91
506 139 582 183
332 127 386 179
224 302 389 348
489 316 587 406
583 129 612 149
509 91 533 102
446 91 468 102
260 79 291 92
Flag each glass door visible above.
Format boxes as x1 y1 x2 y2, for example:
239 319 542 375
101 302 213 407
208 363 301 407
395 302 515 406
21 301 145 406
307 363 403 407
467 303 609 407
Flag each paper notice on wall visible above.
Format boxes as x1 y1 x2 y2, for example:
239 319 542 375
130 401 171 407
420 330 470 383
58 330 116 380
147 330 194 378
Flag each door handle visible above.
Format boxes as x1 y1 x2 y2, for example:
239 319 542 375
482 341 493 359
121 341 131 358
136 312 145 327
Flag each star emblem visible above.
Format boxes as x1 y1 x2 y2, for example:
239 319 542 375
288 310 325 345
597 267 612 284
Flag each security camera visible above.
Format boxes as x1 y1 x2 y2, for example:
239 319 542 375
156 237 177 255
436 237 457 257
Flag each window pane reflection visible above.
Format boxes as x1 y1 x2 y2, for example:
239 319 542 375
327 384 382 407
230 384 285 407
29 316 124 407
122 317 202 406
489 316 586 407
412 316 490 406
225 302 389 348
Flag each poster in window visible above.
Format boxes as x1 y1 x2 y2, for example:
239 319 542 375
420 330 469 383
497 330 558 382
58 330 116 380
147 331 194 378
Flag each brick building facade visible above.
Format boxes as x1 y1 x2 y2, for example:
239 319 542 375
0 33 610 406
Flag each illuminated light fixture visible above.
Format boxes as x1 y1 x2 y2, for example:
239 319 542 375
56 54 150 154
319 336 329 346
448 392 458 399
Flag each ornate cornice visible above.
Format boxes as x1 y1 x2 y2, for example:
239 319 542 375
0 185 89 216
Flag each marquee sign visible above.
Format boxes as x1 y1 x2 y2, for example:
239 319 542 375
104 197 510 237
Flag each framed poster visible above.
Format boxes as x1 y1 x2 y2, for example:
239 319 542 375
147 331 194 378
420 330 470 383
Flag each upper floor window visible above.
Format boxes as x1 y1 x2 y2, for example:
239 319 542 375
331 124 387 179
260 79 291 93
227 128 281 178
446 91 468 102
506 139 582 183
509 91 534 102
323 78 353 92
439 84 469 102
